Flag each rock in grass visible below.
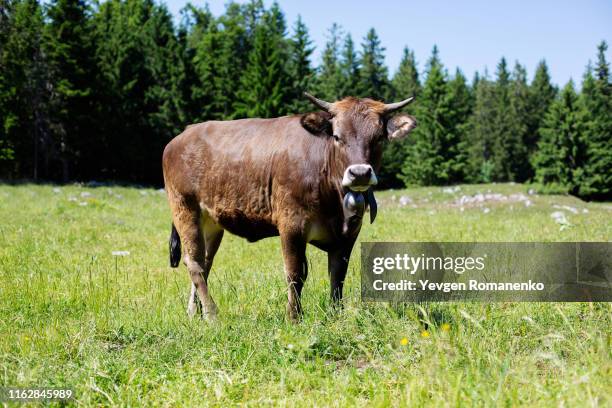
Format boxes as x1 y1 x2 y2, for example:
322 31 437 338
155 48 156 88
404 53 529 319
550 211 572 230
399 195 412 206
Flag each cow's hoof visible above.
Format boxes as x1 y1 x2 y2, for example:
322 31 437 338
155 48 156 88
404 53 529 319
286 307 303 324
202 312 217 322
202 301 218 322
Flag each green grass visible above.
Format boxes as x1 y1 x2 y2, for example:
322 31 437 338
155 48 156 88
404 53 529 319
0 183 610 406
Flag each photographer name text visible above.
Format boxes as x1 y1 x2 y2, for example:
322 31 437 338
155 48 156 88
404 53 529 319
372 279 545 292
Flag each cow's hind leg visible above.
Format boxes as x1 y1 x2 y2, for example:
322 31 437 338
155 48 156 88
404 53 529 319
187 282 201 317
170 196 221 321
187 214 224 318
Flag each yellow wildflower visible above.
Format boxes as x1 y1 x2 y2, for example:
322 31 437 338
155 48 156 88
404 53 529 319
421 330 430 338
400 337 409 346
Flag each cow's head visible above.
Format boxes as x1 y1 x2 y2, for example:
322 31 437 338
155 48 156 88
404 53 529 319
302 93 417 192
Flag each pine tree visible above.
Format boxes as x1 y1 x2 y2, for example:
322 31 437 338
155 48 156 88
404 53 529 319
267 2 286 38
92 0 184 183
0 1 11 71
233 4 291 118
177 4 215 121
213 3 250 119
532 81 587 193
447 68 473 181
141 1 185 132
391 47 420 100
465 75 497 182
242 0 265 37
44 0 97 180
471 71 481 94
466 60 530 183
507 62 532 181
191 15 225 120
448 69 472 120
490 57 511 180
578 41 612 199
0 0 51 179
528 60 557 153
338 34 361 97
489 57 528 181
379 47 420 187
401 46 462 185
314 23 343 101
287 15 315 113
0 0 16 170
359 28 389 99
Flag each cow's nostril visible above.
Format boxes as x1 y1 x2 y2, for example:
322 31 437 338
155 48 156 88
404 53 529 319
342 165 377 190
348 165 372 178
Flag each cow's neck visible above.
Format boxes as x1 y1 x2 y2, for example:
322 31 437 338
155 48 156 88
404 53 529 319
320 141 348 199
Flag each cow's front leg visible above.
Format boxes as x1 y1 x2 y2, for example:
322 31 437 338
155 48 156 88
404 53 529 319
328 239 356 306
280 229 308 322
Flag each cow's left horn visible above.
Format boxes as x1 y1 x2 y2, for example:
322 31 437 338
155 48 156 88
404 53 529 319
384 97 415 114
304 92 332 112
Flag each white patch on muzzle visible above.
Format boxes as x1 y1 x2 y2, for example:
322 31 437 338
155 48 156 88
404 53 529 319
342 164 378 191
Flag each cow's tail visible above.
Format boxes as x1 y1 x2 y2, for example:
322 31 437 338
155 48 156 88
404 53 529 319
169 223 181 268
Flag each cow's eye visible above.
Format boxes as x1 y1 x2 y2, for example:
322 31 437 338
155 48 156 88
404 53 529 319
332 134 341 142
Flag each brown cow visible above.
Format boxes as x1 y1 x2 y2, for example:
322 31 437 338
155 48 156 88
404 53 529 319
162 93 416 321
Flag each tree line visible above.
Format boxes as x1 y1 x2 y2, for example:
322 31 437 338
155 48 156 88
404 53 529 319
0 0 610 199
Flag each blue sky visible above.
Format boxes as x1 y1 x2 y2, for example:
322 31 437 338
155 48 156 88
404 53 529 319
165 0 611 86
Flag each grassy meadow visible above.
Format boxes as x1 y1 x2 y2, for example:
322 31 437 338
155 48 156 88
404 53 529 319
0 183 611 406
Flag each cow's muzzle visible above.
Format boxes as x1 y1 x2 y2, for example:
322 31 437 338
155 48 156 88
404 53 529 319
342 164 378 192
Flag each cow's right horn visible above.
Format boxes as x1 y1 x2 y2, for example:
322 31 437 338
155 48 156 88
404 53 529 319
384 97 415 114
304 92 332 112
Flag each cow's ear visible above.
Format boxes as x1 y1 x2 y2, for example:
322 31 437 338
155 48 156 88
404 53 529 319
386 114 417 141
301 111 332 136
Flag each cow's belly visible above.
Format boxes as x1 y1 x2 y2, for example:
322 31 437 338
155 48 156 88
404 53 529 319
202 204 278 242
220 213 279 242
201 201 337 246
